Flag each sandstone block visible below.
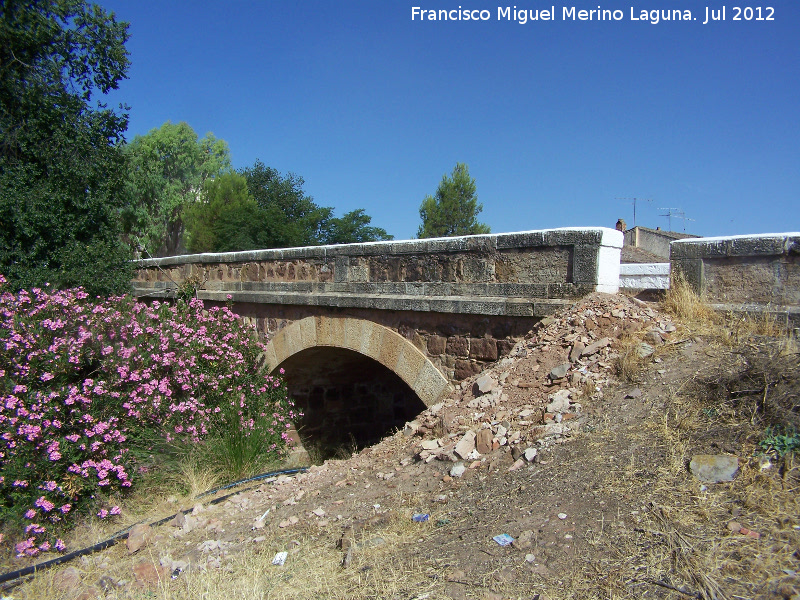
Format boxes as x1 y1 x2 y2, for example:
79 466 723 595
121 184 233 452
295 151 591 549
427 335 446 355
476 429 493 454
446 336 469 357
469 338 498 361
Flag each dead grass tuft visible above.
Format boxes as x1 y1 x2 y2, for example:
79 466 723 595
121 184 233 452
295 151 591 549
662 270 716 325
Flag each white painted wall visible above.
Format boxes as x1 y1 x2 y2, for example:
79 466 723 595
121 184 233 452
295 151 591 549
619 263 670 290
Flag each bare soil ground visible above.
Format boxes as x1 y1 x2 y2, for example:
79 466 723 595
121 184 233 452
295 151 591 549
3 292 799 600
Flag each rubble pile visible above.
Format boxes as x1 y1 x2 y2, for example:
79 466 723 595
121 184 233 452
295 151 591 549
401 292 678 469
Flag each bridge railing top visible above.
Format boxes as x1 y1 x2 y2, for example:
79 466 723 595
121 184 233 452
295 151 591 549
135 227 623 267
671 232 800 259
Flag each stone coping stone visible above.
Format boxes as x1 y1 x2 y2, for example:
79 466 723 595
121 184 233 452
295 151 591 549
619 263 670 275
134 227 623 268
131 285 572 317
671 232 800 259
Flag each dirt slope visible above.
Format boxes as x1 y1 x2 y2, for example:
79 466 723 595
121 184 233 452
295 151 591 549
6 293 799 600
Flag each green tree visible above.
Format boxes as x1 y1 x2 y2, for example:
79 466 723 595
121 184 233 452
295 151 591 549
322 209 393 245
417 163 490 239
122 121 231 257
0 0 134 295
183 172 266 254
240 160 331 248
241 160 393 249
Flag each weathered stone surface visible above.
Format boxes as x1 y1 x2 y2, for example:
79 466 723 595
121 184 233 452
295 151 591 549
127 524 153 554
454 360 480 381
549 363 570 380
454 431 476 459
476 429 493 454
637 342 655 358
469 338 498 361
446 337 469 357
132 561 166 589
690 454 739 483
569 341 585 362
474 374 496 395
546 389 571 413
427 335 446 355
581 337 611 357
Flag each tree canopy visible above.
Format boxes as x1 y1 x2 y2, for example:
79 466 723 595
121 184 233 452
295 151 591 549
417 163 490 239
183 172 264 254
240 160 392 248
0 0 134 295
122 121 231 257
323 209 393 245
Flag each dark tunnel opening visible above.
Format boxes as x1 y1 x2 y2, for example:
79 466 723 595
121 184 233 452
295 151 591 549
277 346 428 461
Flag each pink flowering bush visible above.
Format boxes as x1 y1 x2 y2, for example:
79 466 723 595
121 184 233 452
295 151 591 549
0 274 299 556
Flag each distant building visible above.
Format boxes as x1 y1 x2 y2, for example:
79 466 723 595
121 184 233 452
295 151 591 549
622 225 700 261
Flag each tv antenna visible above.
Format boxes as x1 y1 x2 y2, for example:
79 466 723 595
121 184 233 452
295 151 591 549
615 197 652 227
657 208 695 232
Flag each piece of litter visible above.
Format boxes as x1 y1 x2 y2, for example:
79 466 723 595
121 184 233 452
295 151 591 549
493 534 514 546
258 509 270 521
412 513 430 522
373 504 380 510
271 551 288 566
557 513 567 520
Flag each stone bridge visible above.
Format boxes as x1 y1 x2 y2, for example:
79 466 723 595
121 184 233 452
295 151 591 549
132 228 622 451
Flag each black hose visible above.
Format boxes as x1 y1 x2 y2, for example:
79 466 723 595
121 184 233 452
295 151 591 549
0 466 308 587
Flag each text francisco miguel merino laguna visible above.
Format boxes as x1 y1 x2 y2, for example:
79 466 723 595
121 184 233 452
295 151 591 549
411 6 775 25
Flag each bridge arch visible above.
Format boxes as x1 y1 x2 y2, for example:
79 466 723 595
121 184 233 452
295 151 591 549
263 316 451 407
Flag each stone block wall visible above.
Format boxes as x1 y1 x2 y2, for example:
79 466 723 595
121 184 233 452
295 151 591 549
132 228 623 318
671 232 800 330
132 228 624 381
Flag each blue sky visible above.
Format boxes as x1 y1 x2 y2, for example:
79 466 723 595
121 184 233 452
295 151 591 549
102 1 799 240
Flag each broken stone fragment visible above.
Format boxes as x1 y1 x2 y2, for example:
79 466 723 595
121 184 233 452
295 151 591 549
581 337 611 357
126 524 153 554
636 342 655 358
689 454 739 483
454 430 476 459
569 341 585 363
474 374 496 396
549 363 570 380
644 330 664 346
476 429 493 454
546 389 571 413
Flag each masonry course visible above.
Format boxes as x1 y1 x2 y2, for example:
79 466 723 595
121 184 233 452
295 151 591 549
133 228 623 400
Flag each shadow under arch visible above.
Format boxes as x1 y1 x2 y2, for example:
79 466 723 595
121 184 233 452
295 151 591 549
262 316 451 407
262 316 452 460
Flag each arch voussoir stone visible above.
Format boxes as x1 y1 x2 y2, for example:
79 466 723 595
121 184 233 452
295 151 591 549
265 316 451 407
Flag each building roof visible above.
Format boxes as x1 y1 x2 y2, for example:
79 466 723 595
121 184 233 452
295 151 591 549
621 245 666 264
626 226 699 241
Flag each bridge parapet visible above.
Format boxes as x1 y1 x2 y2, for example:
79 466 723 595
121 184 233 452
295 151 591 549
133 227 622 317
671 232 800 330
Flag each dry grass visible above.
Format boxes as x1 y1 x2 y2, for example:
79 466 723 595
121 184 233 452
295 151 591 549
662 270 717 325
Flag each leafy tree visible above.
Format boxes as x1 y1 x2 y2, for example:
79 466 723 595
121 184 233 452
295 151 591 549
122 121 231 257
0 0 134 295
240 160 331 248
183 172 266 254
417 163 490 238
322 209 393 245
240 159 393 249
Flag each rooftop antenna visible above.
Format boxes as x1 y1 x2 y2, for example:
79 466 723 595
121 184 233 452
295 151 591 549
657 208 695 232
615 197 652 227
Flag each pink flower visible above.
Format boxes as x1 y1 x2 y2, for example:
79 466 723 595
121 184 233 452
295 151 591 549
97 509 109 518
24 509 36 519
110 506 121 515
55 539 66 551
